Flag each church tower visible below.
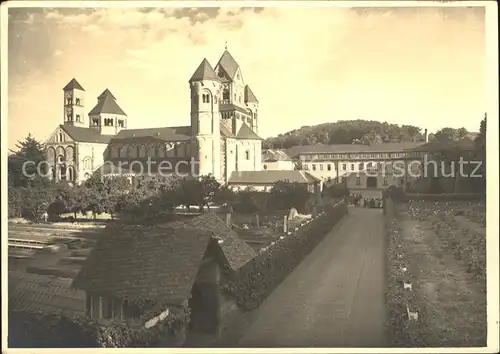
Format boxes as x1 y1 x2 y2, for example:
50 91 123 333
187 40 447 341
189 58 222 180
63 78 86 127
88 89 128 135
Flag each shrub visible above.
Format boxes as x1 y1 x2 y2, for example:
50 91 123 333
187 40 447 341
8 306 188 348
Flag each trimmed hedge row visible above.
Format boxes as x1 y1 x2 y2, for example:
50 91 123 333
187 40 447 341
8 306 188 348
220 201 348 311
384 198 425 346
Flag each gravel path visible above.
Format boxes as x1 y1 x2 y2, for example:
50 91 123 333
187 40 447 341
237 207 387 347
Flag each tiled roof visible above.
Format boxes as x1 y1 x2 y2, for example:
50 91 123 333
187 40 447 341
228 170 320 185
112 126 191 142
63 78 85 91
286 142 426 157
73 225 214 304
216 50 239 80
244 85 258 103
88 89 127 116
189 58 219 82
220 124 235 138
60 125 112 144
410 139 476 152
262 149 292 162
166 213 256 271
9 271 86 317
220 103 251 115
236 123 262 140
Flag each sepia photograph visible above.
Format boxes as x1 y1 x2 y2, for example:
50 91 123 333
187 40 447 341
1 0 498 351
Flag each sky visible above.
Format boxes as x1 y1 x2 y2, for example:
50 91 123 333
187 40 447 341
6 4 487 148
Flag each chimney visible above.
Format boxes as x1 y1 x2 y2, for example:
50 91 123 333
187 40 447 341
424 129 428 142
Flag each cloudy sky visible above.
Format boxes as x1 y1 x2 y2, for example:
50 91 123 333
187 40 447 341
7 4 487 147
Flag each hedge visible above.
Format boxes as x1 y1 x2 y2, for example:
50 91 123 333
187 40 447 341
8 305 189 348
220 200 348 311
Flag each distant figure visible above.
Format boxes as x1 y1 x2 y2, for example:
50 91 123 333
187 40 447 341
360 198 365 208
288 207 299 220
42 212 49 223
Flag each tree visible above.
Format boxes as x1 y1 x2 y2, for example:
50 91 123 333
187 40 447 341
474 114 486 189
263 120 426 149
175 175 222 212
8 134 48 187
83 174 132 218
212 185 236 205
269 180 312 213
22 185 57 222
434 127 469 142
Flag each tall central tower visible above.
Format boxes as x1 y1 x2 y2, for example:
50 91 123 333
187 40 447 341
189 58 222 180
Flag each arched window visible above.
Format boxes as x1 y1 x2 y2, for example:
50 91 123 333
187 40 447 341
68 166 75 181
58 133 64 142
83 157 92 170
202 94 210 103
245 150 250 160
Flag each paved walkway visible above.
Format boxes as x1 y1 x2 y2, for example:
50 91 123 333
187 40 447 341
238 207 387 347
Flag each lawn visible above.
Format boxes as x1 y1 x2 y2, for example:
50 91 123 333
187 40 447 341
391 200 486 347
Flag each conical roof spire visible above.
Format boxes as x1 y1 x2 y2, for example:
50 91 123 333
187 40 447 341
189 58 219 82
216 50 239 80
89 89 126 116
63 78 85 91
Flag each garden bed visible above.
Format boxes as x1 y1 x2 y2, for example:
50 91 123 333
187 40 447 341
384 198 487 347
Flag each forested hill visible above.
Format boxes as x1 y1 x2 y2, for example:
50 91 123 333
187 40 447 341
262 120 426 150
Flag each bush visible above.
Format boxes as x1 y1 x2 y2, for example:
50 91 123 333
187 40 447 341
8 307 188 348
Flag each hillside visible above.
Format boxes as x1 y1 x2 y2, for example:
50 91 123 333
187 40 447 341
262 120 426 149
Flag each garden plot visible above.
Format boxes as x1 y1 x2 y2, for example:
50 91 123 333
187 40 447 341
396 200 486 347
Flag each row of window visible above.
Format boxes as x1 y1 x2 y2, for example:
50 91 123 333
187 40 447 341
354 176 389 186
50 165 76 181
65 114 83 123
65 97 82 106
110 143 190 159
352 176 405 187
301 151 423 161
90 117 126 128
194 87 257 108
303 161 416 172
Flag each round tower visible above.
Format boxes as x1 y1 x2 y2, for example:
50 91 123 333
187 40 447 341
189 58 222 180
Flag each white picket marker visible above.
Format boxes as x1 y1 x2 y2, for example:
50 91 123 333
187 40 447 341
407 306 419 321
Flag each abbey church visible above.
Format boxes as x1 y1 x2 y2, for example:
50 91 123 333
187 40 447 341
44 49 271 186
